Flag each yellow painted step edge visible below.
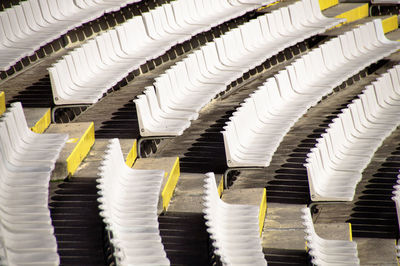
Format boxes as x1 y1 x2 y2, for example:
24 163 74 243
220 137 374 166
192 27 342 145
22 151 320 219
0 92 5 116
382 15 399 34
125 140 137 167
349 222 353 241
218 175 224 197
31 108 51 134
259 188 267 236
335 3 369 26
161 157 180 211
319 0 339 11
257 0 282 11
66 122 95 176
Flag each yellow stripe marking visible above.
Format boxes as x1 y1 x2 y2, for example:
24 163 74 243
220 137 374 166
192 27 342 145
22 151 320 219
125 140 137 167
382 15 398 34
259 188 267 236
335 3 369 26
349 223 353 241
217 175 224 197
161 157 180 211
319 0 339 11
257 0 282 11
0 92 5 116
30 108 51 133
66 122 95 176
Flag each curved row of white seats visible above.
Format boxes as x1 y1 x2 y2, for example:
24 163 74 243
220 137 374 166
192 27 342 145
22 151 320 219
134 0 344 137
222 19 400 169
0 102 67 265
203 172 267 266
0 0 144 71
305 65 400 202
302 207 360 266
97 138 169 266
49 0 278 105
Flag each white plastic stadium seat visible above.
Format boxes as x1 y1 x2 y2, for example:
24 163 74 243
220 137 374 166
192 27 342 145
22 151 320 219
222 19 400 168
302 207 360 266
203 172 267 266
97 138 170 265
0 0 143 71
0 102 67 265
133 0 344 137
306 64 400 201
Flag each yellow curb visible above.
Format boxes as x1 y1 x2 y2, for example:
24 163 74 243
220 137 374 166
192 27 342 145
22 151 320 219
319 0 339 11
161 157 180 211
0 92 5 116
335 3 369 26
30 108 51 134
259 188 267 236
66 122 95 176
218 175 224 197
125 140 137 167
382 15 398 34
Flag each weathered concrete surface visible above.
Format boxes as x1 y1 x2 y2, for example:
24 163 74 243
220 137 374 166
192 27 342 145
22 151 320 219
222 188 265 206
167 173 206 213
314 223 351 241
355 238 398 265
387 27 400 41
262 203 306 250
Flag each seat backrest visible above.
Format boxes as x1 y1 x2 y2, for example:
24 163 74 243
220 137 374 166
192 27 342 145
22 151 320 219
266 13 281 40
353 27 368 53
29 0 49 27
7 8 26 39
289 2 305 26
280 7 294 31
154 75 172 108
344 31 361 58
309 0 324 19
171 1 186 27
0 12 19 43
257 15 272 42
133 96 154 136
372 19 386 43
142 11 161 40
143 86 162 116
96 33 115 67
9 102 33 137
13 5 31 35
38 0 56 24
275 70 294 100
163 3 179 30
